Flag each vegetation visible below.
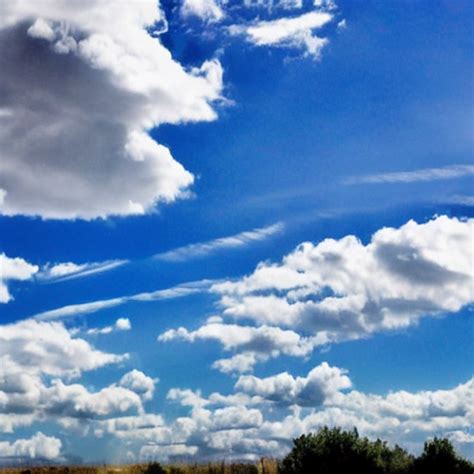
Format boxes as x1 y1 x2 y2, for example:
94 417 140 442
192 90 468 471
279 427 473 474
0 429 471 474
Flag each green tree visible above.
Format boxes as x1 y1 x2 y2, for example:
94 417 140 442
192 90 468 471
411 437 473 474
278 427 414 474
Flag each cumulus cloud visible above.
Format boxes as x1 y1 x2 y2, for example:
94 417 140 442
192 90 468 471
0 1 223 219
181 0 225 22
119 370 157 401
231 10 333 59
0 318 160 436
213 216 473 344
158 216 473 372
87 317 132 335
109 366 473 461
0 432 62 460
0 253 38 303
158 322 317 373
235 362 351 405
0 319 127 378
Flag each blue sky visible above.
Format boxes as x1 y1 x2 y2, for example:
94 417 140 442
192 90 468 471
0 0 473 464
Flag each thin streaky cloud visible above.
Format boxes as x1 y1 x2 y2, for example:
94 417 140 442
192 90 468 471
33 279 217 321
38 259 129 283
344 164 474 185
154 222 284 262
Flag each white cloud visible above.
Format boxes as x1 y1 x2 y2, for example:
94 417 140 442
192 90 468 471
154 222 284 262
0 319 127 378
0 253 38 303
119 369 157 401
231 10 333 59
181 0 225 22
344 164 474 185
159 322 317 373
0 432 62 460
0 1 223 219
235 362 351 405
33 279 214 321
121 369 473 461
38 259 128 282
213 216 473 344
87 317 132 335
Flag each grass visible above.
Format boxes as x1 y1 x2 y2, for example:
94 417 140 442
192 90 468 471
0 459 279 474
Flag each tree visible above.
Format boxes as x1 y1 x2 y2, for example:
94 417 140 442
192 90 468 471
411 437 474 474
278 427 414 474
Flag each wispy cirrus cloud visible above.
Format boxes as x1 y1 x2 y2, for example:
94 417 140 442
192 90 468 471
33 279 216 321
344 164 474 185
38 259 128 283
154 222 284 262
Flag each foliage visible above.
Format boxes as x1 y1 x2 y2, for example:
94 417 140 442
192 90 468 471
411 437 474 474
143 464 166 474
278 427 473 474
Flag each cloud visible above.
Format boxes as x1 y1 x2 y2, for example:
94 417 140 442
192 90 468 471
119 370 157 402
181 0 225 22
38 259 128 282
0 319 126 378
344 164 474 185
235 362 351 406
231 10 333 59
159 321 317 373
87 317 132 335
213 216 473 344
0 1 223 219
113 368 473 461
0 253 38 303
158 216 473 372
154 222 284 262
0 432 62 460
33 279 215 321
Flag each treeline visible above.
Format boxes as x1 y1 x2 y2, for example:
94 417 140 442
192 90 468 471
279 427 473 474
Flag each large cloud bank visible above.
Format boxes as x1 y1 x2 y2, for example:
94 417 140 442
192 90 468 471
161 216 474 372
0 1 223 219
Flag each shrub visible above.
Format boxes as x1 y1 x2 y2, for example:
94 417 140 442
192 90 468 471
278 427 414 474
143 463 166 474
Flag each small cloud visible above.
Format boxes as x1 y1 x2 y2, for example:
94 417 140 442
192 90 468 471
181 0 225 22
155 222 284 262
87 317 132 335
343 164 474 185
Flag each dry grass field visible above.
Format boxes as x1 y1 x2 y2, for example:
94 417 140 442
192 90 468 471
0 459 279 474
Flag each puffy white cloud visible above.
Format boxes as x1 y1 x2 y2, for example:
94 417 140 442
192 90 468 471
139 443 198 461
181 0 225 22
0 318 149 434
0 319 127 378
87 317 132 335
213 216 473 345
159 322 317 373
119 369 157 401
0 432 62 460
122 369 473 461
0 0 223 219
231 10 333 59
235 362 351 406
0 253 38 303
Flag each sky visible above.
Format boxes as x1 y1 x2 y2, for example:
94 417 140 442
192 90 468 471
0 0 473 465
